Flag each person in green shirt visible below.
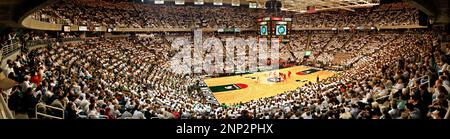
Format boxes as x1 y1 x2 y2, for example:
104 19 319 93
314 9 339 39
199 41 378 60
221 103 228 109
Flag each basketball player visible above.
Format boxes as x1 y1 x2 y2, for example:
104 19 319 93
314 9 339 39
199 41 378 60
273 70 278 79
288 71 292 78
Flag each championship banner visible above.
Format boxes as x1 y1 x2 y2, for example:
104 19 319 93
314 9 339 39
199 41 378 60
175 0 185 5
307 6 316 13
214 0 223 5
194 0 204 5
249 3 257 8
232 0 240 6
155 0 164 4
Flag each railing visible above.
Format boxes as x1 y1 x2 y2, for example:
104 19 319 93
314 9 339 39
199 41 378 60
25 38 82 48
417 75 430 88
1 38 85 119
25 39 52 47
35 103 64 119
1 38 83 60
1 42 21 58
0 91 14 119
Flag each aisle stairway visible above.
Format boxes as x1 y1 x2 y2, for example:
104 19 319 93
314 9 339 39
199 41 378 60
332 53 353 65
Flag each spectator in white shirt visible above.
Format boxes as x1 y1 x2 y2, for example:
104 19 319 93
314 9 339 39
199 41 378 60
88 104 99 119
394 79 404 90
120 108 133 119
132 105 146 119
20 75 33 92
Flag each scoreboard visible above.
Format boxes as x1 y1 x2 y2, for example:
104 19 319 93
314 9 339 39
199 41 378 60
260 23 268 36
275 24 287 36
257 17 292 43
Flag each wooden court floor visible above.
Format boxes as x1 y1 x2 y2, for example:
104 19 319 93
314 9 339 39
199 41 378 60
204 66 336 105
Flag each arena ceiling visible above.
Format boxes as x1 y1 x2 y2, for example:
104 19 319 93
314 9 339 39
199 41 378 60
149 0 449 25
0 0 447 30
0 0 52 31
250 0 381 12
150 0 381 12
404 0 449 25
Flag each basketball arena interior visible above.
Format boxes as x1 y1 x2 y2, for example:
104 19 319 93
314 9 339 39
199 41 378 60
0 0 449 120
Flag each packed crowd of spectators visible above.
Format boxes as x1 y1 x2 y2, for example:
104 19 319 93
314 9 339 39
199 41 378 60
239 30 448 119
2 0 447 119
1 30 56 59
31 0 419 29
2 29 448 119
288 31 413 68
2 36 206 119
32 0 261 29
0 31 50 46
293 3 419 28
0 30 79 48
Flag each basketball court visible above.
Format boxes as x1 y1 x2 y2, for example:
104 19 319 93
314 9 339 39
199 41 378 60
204 66 336 104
